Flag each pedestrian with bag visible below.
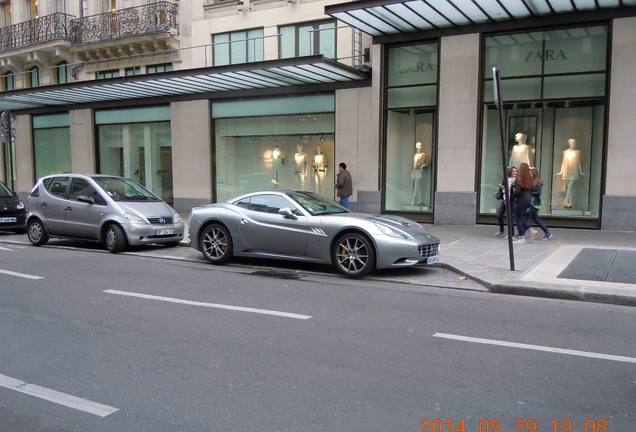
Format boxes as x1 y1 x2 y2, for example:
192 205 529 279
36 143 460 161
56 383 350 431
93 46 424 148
494 166 517 237
511 163 533 244
524 167 553 240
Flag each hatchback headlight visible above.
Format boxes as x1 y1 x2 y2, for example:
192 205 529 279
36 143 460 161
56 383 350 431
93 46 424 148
124 212 146 224
374 222 412 239
173 212 183 223
17 202 25 210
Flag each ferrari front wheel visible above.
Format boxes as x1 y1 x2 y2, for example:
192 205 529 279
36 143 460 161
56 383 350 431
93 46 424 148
200 223 233 264
332 232 375 278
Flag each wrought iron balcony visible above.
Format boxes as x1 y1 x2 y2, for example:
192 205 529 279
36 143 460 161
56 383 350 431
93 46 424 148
70 2 179 46
0 13 74 52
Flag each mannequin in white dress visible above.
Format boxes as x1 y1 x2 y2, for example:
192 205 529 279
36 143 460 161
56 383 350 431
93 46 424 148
410 141 431 206
509 132 531 168
555 138 585 209
294 145 307 188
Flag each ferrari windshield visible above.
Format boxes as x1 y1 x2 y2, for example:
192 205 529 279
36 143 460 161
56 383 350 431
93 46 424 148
287 191 348 216
92 177 160 202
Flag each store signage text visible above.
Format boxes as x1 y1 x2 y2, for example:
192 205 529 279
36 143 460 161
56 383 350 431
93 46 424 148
399 61 435 73
524 49 567 62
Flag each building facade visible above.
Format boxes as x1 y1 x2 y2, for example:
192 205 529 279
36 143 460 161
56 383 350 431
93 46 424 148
2 0 636 231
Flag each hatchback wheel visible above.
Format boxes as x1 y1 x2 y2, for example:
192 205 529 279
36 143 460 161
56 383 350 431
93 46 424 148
332 233 375 278
200 223 233 264
27 219 49 246
105 224 127 253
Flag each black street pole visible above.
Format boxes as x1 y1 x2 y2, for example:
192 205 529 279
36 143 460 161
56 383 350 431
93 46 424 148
493 68 515 271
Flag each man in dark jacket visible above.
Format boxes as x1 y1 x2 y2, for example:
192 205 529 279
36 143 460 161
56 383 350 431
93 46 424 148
335 162 353 210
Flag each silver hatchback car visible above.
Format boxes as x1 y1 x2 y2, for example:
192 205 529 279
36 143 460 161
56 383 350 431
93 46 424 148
27 174 185 253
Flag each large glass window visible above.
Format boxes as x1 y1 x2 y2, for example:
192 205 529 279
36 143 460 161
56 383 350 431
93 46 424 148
96 106 174 205
480 26 607 225
33 113 71 179
2 71 14 91
54 61 68 84
213 95 335 203
280 20 336 59
212 28 264 66
384 42 438 215
28 66 40 87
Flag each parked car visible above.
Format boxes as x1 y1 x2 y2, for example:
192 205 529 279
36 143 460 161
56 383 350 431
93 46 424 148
27 174 184 253
0 179 27 234
188 190 441 278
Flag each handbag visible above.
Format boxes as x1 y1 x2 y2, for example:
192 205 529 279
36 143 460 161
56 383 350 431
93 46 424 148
493 189 504 200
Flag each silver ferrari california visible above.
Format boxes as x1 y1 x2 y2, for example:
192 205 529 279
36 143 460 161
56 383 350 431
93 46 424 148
188 190 441 278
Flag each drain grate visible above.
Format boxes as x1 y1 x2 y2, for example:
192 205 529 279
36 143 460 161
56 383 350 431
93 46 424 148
251 270 302 280
558 248 636 284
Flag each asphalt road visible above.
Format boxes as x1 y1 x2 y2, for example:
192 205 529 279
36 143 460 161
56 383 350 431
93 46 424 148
1 242 635 431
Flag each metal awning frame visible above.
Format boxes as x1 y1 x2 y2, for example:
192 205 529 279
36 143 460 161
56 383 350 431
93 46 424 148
325 0 636 44
0 55 370 113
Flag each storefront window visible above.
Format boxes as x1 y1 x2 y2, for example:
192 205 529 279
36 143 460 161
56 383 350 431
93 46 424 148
212 95 335 203
384 42 438 214
96 106 173 205
33 113 71 179
480 26 606 225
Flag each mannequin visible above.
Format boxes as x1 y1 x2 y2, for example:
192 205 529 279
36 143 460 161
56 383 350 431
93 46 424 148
410 141 431 206
294 144 307 188
312 146 328 194
555 138 585 209
509 132 531 168
271 146 284 189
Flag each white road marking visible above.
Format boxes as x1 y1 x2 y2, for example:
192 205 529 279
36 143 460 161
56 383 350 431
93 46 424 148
0 373 118 417
0 246 13 251
433 332 636 364
0 269 44 279
104 289 312 320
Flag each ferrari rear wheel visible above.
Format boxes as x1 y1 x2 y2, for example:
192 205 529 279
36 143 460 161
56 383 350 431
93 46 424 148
333 232 375 278
200 223 233 264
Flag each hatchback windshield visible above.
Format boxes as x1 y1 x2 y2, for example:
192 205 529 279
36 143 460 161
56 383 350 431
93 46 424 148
286 191 348 216
0 181 14 197
93 177 160 202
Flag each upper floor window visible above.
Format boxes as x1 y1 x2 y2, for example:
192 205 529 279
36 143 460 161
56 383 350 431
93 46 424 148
28 0 38 19
55 61 68 84
280 20 336 59
125 66 141 76
2 71 14 91
2 2 11 27
28 66 40 88
147 63 173 74
212 28 264 66
96 69 120 79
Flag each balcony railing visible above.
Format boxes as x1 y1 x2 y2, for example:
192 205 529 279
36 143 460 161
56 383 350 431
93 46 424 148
0 13 74 51
70 2 178 46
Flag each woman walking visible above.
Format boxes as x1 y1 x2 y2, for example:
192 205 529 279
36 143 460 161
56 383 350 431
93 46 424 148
495 166 517 237
511 163 533 244
526 167 553 240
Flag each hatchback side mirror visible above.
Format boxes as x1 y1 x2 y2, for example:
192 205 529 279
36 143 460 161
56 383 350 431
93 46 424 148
77 195 95 204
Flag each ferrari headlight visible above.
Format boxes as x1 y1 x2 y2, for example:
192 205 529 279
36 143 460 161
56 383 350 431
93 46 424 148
124 212 146 224
374 222 411 239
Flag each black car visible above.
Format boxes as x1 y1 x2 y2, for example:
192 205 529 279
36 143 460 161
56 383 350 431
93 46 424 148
0 180 26 234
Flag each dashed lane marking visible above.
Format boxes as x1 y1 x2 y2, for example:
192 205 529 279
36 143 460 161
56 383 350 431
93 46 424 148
0 373 119 417
433 332 636 364
103 289 312 320
0 269 43 279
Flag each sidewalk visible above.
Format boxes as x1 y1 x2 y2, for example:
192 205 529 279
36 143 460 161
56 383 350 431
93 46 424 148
424 223 636 307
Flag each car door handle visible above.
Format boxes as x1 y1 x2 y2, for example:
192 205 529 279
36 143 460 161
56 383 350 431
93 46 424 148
40 202 47 207
241 219 248 224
